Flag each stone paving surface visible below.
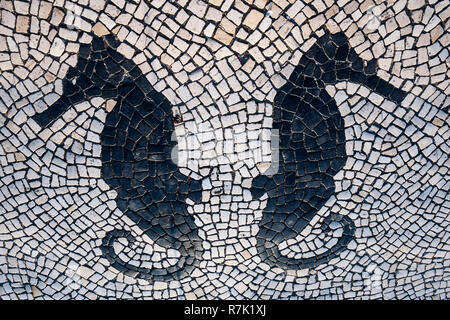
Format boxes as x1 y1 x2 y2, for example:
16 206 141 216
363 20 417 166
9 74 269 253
0 0 449 299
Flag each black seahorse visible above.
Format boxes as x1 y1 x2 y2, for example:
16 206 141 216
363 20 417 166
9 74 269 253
251 31 407 269
32 34 203 280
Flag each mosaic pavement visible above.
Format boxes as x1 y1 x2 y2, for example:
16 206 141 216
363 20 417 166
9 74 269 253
0 0 449 299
